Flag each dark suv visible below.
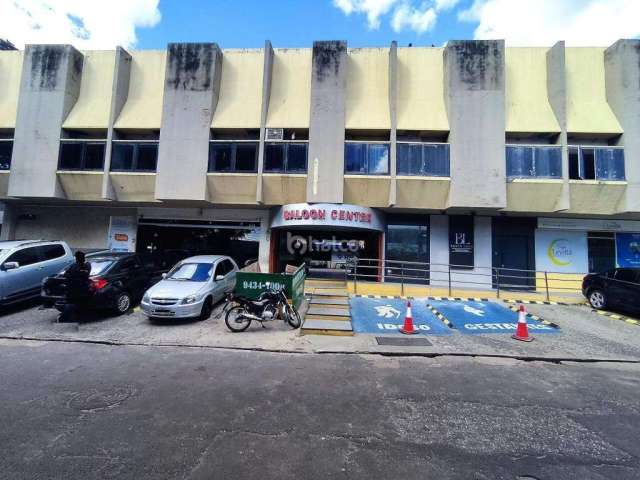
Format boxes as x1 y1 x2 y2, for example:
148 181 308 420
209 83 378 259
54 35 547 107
42 252 166 315
582 268 640 314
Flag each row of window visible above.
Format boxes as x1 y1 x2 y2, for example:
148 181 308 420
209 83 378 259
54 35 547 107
2 139 626 182
507 145 626 181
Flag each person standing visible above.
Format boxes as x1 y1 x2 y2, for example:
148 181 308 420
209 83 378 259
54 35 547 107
58 251 91 323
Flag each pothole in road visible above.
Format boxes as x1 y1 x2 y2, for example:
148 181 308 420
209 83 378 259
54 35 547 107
67 384 137 412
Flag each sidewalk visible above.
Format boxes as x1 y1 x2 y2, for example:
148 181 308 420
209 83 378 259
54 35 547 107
0 301 638 363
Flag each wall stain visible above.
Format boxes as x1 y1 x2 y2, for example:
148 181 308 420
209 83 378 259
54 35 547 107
449 41 503 90
30 46 63 90
166 43 217 91
313 41 346 82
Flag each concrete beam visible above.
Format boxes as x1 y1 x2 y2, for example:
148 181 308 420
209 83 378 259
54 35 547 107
8 45 83 199
605 39 640 213
155 43 222 201
307 40 347 204
102 46 132 201
546 41 570 212
444 40 506 209
256 41 274 204
388 41 398 207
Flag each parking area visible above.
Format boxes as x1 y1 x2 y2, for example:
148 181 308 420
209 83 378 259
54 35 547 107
0 295 639 362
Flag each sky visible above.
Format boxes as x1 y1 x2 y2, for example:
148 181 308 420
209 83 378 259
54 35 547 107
1 0 640 50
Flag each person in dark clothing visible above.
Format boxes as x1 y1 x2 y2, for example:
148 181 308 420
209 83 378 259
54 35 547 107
58 251 91 323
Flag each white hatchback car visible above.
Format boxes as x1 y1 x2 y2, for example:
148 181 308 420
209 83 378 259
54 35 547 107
140 255 238 320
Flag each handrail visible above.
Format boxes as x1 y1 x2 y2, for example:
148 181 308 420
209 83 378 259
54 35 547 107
343 257 587 299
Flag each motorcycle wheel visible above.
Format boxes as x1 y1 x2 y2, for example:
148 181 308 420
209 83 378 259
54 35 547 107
225 305 252 332
284 303 302 329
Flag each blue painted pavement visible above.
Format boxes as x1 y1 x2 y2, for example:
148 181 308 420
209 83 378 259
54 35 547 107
349 297 451 335
427 300 559 335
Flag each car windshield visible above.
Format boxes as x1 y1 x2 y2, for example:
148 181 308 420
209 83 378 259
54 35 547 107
89 260 115 276
166 263 213 282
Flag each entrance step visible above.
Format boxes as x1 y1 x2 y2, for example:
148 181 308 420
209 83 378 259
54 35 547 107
309 297 349 306
307 306 350 317
300 319 353 336
306 288 349 296
305 279 347 288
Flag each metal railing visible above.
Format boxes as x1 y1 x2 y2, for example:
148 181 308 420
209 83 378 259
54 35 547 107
338 257 586 300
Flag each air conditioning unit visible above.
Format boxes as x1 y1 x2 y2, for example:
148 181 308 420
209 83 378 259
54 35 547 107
265 128 284 141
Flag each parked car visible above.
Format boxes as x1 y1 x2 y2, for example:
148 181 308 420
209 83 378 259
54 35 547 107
41 252 166 315
582 268 640 314
140 255 238 320
0 240 74 306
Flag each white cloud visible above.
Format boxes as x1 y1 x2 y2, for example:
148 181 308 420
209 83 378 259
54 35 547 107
0 0 161 49
333 0 443 33
392 3 437 34
332 0 399 29
459 0 640 46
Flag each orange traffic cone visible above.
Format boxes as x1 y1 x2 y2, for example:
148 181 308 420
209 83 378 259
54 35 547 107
400 300 418 335
512 304 534 342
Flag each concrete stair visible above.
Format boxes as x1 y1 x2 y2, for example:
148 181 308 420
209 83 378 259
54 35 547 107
302 280 352 335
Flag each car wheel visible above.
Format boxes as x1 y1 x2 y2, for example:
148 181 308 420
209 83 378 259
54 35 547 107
588 289 607 310
114 292 132 315
199 297 213 320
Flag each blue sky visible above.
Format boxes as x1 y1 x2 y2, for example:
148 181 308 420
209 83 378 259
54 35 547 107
135 0 474 49
2 0 639 50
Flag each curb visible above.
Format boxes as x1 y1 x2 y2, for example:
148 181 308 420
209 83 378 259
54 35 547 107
592 309 640 327
427 296 490 302
352 294 412 299
425 303 454 329
502 299 576 306
506 305 561 329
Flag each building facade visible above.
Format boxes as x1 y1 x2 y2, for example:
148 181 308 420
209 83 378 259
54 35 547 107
0 40 639 289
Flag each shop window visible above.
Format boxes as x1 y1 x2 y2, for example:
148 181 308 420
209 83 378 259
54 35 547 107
587 232 615 273
397 143 449 176
385 216 429 284
264 142 308 173
111 142 158 172
58 141 106 171
344 142 389 175
569 147 624 181
0 140 13 170
208 142 258 173
506 145 561 179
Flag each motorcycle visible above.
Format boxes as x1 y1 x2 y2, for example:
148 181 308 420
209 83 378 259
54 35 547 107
224 283 302 332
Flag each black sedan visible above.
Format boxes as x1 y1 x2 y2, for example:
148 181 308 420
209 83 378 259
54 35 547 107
582 268 640 314
42 252 166 315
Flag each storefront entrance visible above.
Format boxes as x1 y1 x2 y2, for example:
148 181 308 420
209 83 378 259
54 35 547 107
269 203 385 279
137 218 260 269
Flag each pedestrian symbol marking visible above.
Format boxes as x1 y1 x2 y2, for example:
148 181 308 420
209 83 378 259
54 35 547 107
427 300 560 335
374 305 401 319
349 297 451 335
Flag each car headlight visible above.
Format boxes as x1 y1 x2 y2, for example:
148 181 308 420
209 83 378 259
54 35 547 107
142 293 150 303
181 295 198 305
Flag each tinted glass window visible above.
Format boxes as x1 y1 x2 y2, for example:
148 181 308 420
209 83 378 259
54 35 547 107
88 260 114 276
59 142 83 170
208 143 232 172
345 143 367 173
214 261 228 278
41 244 66 260
368 144 389 174
397 144 422 175
167 263 213 282
111 143 135 170
582 148 596 179
223 259 236 273
569 147 580 179
235 144 258 172
595 148 625 180
5 246 41 267
506 146 534 177
136 144 158 171
287 144 308 172
615 269 639 283
117 257 138 272
265 144 285 172
535 147 562 177
0 141 12 170
84 143 105 169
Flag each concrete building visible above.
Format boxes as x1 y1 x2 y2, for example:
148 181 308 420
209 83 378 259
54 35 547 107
1 40 639 291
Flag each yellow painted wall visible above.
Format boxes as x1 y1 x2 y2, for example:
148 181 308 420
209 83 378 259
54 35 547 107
114 50 166 129
505 48 560 133
566 48 622 134
212 49 263 128
396 47 448 132
345 48 390 130
266 49 311 128
0 51 23 128
63 51 116 130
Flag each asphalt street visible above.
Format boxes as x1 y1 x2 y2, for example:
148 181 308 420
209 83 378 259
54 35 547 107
1 339 639 479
